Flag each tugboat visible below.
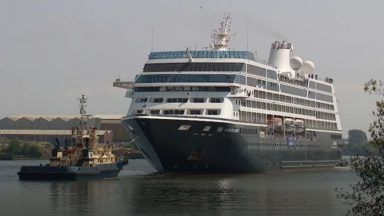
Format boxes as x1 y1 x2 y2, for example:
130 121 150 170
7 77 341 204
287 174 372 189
17 95 128 180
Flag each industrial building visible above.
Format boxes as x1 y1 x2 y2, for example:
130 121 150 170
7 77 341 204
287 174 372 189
0 115 131 144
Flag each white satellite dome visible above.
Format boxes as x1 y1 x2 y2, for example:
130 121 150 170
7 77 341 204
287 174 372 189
290 56 303 70
301 60 315 74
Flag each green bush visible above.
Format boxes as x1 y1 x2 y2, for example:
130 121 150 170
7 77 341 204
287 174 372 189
337 80 384 215
4 139 43 158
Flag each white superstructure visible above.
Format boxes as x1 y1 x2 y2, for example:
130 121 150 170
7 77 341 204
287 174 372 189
115 29 342 134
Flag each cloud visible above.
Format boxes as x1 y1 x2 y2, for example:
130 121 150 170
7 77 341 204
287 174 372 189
336 82 364 93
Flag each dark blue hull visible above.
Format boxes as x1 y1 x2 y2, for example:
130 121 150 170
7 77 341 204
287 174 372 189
123 116 341 173
18 161 126 181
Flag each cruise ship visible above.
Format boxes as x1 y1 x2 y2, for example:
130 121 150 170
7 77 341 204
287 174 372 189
114 15 342 173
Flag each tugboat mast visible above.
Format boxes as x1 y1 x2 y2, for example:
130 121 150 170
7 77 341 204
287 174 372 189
76 94 93 149
78 94 89 131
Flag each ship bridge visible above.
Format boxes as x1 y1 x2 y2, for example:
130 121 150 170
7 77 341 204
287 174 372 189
148 50 255 61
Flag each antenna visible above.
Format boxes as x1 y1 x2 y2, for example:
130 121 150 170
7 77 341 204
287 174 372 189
246 15 250 51
211 13 232 51
199 5 205 49
79 94 87 116
78 94 88 130
151 18 154 51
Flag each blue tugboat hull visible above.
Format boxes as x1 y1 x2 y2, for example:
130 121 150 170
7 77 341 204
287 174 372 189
17 161 126 181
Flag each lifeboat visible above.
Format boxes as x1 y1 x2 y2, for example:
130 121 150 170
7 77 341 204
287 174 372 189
273 117 283 127
294 119 305 133
284 118 295 132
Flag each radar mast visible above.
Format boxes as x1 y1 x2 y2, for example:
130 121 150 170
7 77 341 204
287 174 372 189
211 13 232 51
78 94 89 130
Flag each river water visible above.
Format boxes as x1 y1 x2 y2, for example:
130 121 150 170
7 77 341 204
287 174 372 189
0 159 357 216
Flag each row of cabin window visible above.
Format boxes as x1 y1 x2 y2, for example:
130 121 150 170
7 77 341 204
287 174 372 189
143 62 245 72
246 142 320 149
142 63 277 80
331 134 342 140
238 111 337 130
246 77 280 91
254 90 334 111
304 119 338 131
135 74 244 84
148 51 255 60
308 81 333 93
239 128 318 138
135 109 221 115
133 86 230 92
135 97 224 104
239 99 336 121
239 127 258 134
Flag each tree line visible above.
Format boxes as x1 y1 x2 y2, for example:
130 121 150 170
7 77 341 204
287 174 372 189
344 129 374 156
1 139 43 158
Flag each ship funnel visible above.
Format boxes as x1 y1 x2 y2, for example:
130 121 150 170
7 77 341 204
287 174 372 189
268 41 294 74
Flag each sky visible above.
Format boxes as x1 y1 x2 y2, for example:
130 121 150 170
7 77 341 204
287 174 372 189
0 0 383 137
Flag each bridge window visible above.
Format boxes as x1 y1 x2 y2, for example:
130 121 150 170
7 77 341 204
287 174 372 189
207 109 221 115
163 110 185 115
191 98 206 103
166 98 188 103
135 110 143 114
152 98 163 103
135 98 148 103
247 65 266 77
267 70 278 79
209 98 224 103
150 110 160 115
189 110 203 115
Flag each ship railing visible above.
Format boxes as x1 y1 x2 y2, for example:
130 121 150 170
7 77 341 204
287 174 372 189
278 74 308 87
228 92 248 98
307 74 334 84
261 133 315 142
229 87 248 98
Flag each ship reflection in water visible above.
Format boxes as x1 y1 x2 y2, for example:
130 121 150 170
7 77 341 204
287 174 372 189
1 160 356 216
